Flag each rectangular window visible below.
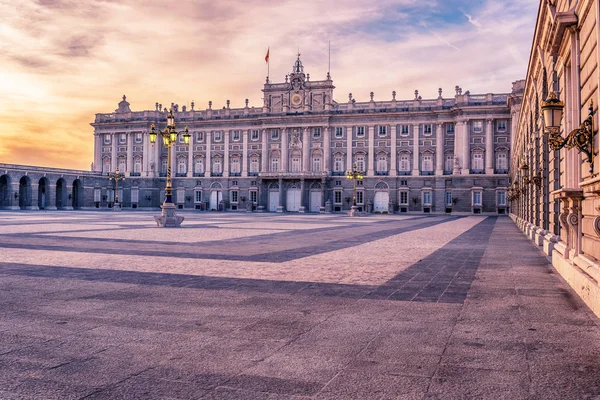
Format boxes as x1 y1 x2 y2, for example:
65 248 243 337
104 134 111 144
194 190 202 203
335 180 342 186
135 133 142 143
94 188 101 202
250 190 257 203
497 120 507 131
496 152 508 171
472 153 484 170
445 154 454 171
399 155 410 172
250 158 259 173
334 191 342 204
233 130 240 141
119 134 126 144
131 188 139 203
378 126 387 136
214 131 222 142
423 124 432 135
271 158 279 172
335 127 343 138
231 180 238 186
423 191 432 205
446 124 455 134
271 129 279 140
400 180 408 186
422 155 433 172
356 126 365 137
473 191 482 206
334 156 344 172
231 190 238 203
497 191 506 206
313 127 321 139
376 156 387 172
355 156 365 172
312 157 321 172
401 125 409 135
213 159 222 173
473 121 483 132
356 191 364 205
399 191 408 205
445 191 452 205
196 132 203 143
251 130 259 141
231 158 240 173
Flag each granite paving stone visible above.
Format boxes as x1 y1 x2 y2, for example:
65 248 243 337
0 212 599 399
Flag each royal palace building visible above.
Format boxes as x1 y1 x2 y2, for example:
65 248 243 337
511 0 600 316
1 55 522 215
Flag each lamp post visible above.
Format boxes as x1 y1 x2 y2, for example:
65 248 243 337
148 109 190 227
541 92 596 175
108 168 125 211
345 163 364 216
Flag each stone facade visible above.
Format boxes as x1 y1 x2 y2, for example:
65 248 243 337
84 55 521 215
511 0 600 317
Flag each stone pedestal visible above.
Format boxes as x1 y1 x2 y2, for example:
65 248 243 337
349 205 359 217
113 203 122 212
154 202 184 227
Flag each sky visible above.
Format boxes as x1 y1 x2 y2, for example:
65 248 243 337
0 0 539 170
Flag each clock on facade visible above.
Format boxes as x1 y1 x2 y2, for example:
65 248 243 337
291 93 302 106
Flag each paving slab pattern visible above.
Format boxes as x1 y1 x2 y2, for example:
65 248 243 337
0 211 599 399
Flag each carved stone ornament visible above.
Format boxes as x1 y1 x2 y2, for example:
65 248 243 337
593 216 600 237
290 132 302 149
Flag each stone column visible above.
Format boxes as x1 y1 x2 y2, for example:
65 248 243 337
111 134 117 172
462 120 470 174
302 128 310 172
281 128 288 172
94 135 102 172
485 119 494 174
206 131 212 176
390 125 397 176
224 130 230 177
435 123 444 175
412 124 420 175
367 126 375 176
170 140 176 177
143 133 149 176
453 121 463 175
154 136 160 178
261 129 268 172
346 127 353 170
187 133 193 177
242 130 248 177
323 127 331 173
126 133 133 176
277 177 284 212
299 178 306 212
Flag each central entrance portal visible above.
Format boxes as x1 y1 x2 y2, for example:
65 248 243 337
286 183 301 212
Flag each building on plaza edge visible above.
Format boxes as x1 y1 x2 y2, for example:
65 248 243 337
1 55 523 214
510 0 600 317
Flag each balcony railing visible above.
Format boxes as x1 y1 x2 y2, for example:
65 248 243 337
129 172 141 177
211 172 223 177
248 172 259 176
259 171 329 178
229 172 241 177
495 169 509 174
193 172 205 177
375 171 389 176
331 171 345 176
175 173 187 177
397 171 411 176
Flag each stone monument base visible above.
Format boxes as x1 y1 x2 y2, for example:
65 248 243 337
349 205 359 217
154 202 184 227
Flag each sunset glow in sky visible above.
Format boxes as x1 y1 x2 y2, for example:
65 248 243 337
0 0 538 170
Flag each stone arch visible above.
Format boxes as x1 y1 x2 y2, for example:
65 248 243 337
375 181 389 191
210 181 223 190
38 177 49 210
269 182 279 190
0 174 11 209
19 176 32 210
310 182 322 190
288 182 301 190
56 178 67 210
72 179 83 209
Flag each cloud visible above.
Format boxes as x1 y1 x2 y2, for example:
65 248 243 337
0 0 538 169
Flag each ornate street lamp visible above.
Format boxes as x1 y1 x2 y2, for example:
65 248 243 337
108 168 125 211
542 92 596 175
148 109 190 227
345 163 364 216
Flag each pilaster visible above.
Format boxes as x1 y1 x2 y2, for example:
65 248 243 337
126 133 133 176
485 118 494 174
390 125 397 176
412 124 420 175
242 130 248 177
435 123 443 175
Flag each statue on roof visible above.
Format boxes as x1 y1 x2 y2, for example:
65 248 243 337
115 95 131 113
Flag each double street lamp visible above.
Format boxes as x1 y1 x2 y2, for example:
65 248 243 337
345 163 364 216
148 109 190 227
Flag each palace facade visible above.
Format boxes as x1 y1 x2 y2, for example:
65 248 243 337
84 56 520 214
511 0 600 316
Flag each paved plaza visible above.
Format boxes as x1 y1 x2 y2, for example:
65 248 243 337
1 212 600 399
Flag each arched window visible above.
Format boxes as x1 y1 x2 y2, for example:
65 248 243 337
421 152 433 172
471 151 484 171
249 156 259 173
177 157 187 174
496 151 508 171
445 153 454 172
194 157 204 174
334 154 344 172
231 156 241 174
399 153 410 172
376 153 387 173
355 154 365 172
134 156 142 173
